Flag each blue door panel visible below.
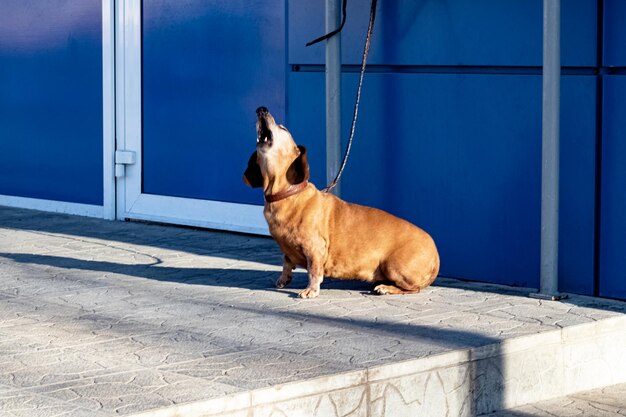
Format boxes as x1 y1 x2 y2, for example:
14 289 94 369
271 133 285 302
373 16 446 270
142 0 285 206
0 0 103 205
600 76 626 300
288 72 596 290
603 0 626 67
289 0 596 67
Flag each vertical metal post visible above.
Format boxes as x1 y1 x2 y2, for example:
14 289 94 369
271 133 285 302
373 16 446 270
532 0 567 301
326 0 342 196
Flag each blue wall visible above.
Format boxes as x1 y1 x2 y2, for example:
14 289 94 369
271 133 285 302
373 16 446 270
0 0 103 205
600 76 626 300
604 0 626 67
288 72 596 289
599 0 626 300
289 0 597 66
288 0 600 292
0 0 622 298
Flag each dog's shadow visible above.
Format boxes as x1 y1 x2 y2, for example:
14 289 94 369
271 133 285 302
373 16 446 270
0 252 375 296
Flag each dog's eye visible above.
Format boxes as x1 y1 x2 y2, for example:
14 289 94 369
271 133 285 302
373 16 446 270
278 124 288 131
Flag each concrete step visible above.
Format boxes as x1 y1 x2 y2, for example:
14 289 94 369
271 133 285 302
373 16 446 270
125 315 626 417
0 206 625 417
480 383 626 416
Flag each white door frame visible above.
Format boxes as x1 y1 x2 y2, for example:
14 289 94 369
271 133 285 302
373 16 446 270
113 0 268 235
103 0 116 219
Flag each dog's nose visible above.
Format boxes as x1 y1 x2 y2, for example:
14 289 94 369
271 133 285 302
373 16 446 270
256 106 269 116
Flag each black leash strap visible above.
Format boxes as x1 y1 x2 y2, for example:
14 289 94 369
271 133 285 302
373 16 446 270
310 0 377 193
306 0 348 47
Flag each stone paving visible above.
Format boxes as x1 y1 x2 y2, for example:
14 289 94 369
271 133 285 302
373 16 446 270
0 206 625 416
481 383 626 416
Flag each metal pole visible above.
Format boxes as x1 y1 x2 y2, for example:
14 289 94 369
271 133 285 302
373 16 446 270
326 0 342 196
531 0 566 301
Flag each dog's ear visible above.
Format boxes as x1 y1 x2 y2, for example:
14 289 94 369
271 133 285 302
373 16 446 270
287 145 310 185
243 151 263 188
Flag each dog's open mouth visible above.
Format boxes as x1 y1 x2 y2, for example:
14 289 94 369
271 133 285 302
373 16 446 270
256 106 273 147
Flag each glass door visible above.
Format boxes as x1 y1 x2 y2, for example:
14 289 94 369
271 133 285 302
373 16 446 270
116 0 285 234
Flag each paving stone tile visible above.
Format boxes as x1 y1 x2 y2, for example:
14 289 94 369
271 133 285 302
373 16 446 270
481 383 626 416
0 347 136 390
159 349 353 391
28 370 241 416
0 386 106 417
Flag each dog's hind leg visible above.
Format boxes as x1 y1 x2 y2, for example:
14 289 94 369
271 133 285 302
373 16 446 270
373 243 439 296
276 256 295 289
372 257 424 295
373 283 420 295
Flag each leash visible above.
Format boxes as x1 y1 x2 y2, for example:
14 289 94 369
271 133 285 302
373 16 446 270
305 0 348 47
307 0 378 193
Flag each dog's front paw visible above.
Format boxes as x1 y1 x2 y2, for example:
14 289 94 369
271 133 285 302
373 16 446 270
276 276 292 289
298 287 319 299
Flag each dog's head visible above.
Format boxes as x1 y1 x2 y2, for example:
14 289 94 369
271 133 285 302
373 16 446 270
243 106 309 189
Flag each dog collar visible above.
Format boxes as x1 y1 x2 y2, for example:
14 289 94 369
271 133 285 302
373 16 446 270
264 180 309 203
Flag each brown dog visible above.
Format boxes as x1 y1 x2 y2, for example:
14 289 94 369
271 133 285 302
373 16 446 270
244 107 439 298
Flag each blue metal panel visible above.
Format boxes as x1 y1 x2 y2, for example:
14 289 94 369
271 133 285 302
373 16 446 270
0 0 103 205
284 73 327 190
289 0 597 67
603 0 626 67
559 76 597 296
288 72 596 289
600 76 626 300
142 0 285 205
